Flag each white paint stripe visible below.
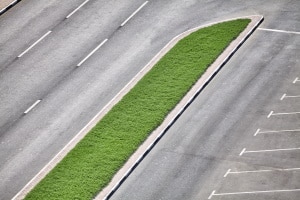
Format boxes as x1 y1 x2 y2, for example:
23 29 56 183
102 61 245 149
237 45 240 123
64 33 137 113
120 1 148 26
208 190 216 199
244 147 300 154
258 27 300 35
66 0 89 19
293 77 299 84
254 128 260 136
223 169 231 177
267 110 273 118
285 95 300 99
212 188 300 197
18 31 51 58
272 111 300 116
239 148 246 156
280 93 286 101
258 129 300 134
77 39 108 66
24 100 41 114
226 167 300 176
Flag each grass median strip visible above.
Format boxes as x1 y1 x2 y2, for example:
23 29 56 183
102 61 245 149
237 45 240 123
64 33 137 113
25 19 250 199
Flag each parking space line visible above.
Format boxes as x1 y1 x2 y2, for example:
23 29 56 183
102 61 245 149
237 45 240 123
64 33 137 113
258 28 300 35
268 111 300 118
293 77 299 84
120 1 148 26
281 94 300 100
241 147 300 155
208 188 300 199
255 129 300 136
224 167 300 177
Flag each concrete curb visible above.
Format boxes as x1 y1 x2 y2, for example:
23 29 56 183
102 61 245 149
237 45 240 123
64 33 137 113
13 15 264 200
97 15 264 200
0 0 21 16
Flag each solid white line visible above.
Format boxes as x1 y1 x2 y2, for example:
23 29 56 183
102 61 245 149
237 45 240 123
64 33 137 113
66 0 89 19
226 167 300 176
244 147 300 154
258 129 300 135
77 39 108 66
24 100 41 114
254 128 260 136
267 110 273 118
239 148 246 156
18 31 52 58
208 190 216 199
293 77 299 84
223 169 231 177
285 95 300 99
280 93 286 101
272 111 300 116
120 1 148 26
212 188 300 197
258 27 300 35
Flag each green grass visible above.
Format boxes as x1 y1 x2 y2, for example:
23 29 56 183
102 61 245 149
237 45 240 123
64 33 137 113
25 19 250 200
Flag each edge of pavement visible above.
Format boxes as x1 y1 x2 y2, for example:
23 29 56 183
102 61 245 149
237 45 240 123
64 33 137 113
0 0 21 15
12 15 264 200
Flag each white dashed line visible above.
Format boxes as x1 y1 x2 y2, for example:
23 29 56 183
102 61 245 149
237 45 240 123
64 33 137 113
239 148 246 156
280 93 286 100
77 39 108 67
66 0 89 19
223 169 231 177
24 100 41 114
208 188 300 199
18 31 51 58
254 128 260 136
120 1 148 26
293 77 299 84
258 28 300 35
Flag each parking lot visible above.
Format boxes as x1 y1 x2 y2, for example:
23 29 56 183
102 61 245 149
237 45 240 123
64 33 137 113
208 29 300 200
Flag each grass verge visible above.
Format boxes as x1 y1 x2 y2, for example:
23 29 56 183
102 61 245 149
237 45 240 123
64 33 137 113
25 19 250 199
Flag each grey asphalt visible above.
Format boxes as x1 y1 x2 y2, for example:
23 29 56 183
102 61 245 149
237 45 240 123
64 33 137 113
0 0 299 200
109 1 300 200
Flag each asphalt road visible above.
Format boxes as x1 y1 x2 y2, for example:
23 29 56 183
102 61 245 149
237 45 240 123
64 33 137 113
0 0 299 200
109 1 300 200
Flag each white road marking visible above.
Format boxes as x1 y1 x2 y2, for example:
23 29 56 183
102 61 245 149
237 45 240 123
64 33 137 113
18 31 51 58
293 77 299 84
66 0 89 19
254 128 260 136
258 28 300 35
243 147 300 155
282 94 300 100
225 167 300 176
256 129 300 135
77 39 108 67
271 111 300 117
24 100 41 114
120 1 148 26
239 148 246 156
208 190 216 199
209 188 300 199
223 169 231 177
280 93 286 100
267 110 273 118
